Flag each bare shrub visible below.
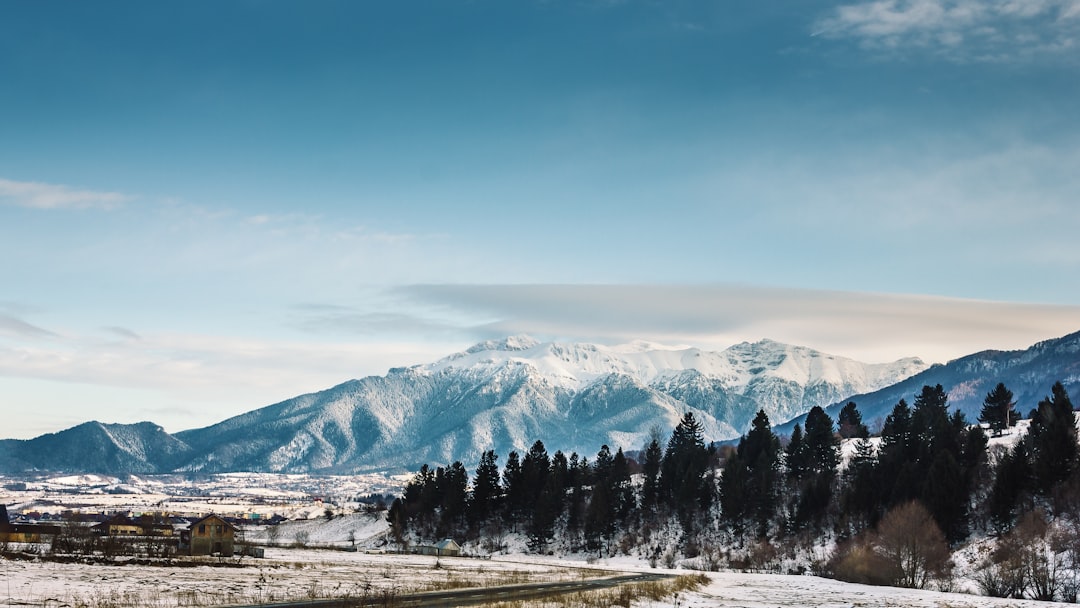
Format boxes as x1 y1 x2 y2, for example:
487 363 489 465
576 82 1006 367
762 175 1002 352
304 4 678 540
826 535 898 587
875 501 951 589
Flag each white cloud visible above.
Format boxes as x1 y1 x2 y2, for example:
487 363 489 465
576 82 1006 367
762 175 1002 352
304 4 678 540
817 0 1080 59
0 177 132 210
394 284 1080 365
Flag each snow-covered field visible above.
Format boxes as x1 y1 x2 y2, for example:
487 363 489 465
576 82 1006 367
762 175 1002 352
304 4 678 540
0 549 597 608
2 550 1065 608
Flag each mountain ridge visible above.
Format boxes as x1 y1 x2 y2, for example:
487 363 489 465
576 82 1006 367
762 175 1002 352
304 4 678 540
1 335 925 475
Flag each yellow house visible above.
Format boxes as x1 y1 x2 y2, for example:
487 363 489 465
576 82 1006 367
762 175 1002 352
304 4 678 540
180 514 236 556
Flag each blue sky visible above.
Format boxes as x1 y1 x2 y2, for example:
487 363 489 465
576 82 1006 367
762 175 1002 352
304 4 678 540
3 0 1080 438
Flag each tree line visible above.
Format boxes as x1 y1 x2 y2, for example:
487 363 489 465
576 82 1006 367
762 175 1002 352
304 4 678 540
388 381 1080 595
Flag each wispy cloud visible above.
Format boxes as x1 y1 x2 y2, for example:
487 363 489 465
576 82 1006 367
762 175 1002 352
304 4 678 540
0 313 58 339
815 0 1080 60
394 284 1080 364
0 177 133 210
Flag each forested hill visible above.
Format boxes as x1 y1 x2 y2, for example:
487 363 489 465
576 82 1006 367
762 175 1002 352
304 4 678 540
776 329 1080 435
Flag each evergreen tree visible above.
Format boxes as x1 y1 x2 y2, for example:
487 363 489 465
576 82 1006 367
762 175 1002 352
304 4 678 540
522 440 551 508
804 406 841 476
922 450 968 543
660 412 713 529
719 449 749 533
979 383 1020 436
739 409 780 538
989 440 1032 532
585 445 616 553
785 424 808 481
611 447 636 522
640 438 663 515
503 451 524 524
566 452 586 537
839 437 880 533
1028 381 1078 496
528 475 561 550
838 401 870 439
791 406 839 531
438 461 469 536
469 450 501 528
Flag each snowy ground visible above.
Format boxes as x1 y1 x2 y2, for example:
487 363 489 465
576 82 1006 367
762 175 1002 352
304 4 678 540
2 547 1066 608
0 549 600 608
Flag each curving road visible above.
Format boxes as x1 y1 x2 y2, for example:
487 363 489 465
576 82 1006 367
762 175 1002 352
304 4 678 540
234 572 673 608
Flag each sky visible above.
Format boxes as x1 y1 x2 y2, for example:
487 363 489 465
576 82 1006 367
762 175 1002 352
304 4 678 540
2 0 1080 439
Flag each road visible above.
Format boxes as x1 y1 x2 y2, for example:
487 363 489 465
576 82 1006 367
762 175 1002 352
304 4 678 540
235 572 674 608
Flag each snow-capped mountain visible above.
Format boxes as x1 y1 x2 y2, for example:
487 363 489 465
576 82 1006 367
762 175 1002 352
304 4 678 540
170 336 925 473
0 336 927 475
776 329 1080 437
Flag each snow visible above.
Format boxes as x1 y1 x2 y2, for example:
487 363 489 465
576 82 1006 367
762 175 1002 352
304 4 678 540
426 336 926 394
1 549 1064 608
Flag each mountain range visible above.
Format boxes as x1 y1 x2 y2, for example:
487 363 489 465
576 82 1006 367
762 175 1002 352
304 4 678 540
777 329 1080 436
1 331 1077 475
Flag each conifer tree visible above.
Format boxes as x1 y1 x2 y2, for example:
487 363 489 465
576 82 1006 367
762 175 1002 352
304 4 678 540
640 437 663 515
785 424 808 481
1028 381 1078 496
660 412 713 529
469 450 500 528
790 406 839 531
503 451 524 524
989 440 1032 532
719 449 749 533
838 401 870 439
740 409 780 538
438 461 469 536
979 383 1019 436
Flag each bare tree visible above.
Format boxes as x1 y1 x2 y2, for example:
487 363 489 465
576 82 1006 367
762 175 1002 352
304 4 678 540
874 501 951 589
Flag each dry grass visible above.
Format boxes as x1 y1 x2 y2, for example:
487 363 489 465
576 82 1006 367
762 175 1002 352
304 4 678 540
477 574 710 608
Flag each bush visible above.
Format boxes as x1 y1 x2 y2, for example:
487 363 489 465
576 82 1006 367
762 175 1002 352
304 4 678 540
826 535 898 586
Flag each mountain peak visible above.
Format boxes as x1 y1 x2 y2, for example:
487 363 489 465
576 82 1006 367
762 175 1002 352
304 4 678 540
464 334 541 354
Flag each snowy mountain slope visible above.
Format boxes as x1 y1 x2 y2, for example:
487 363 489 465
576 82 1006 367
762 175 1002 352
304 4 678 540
776 329 1080 437
169 336 925 473
0 336 928 475
0 421 192 474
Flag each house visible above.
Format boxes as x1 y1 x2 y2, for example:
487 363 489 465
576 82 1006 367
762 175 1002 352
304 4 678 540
179 514 236 556
435 538 461 556
92 514 175 537
0 504 61 544
416 538 460 557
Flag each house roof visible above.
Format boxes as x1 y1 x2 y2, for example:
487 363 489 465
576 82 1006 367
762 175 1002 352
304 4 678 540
190 514 237 531
435 538 459 549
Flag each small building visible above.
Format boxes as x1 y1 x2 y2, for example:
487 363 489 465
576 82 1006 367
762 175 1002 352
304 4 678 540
0 504 60 544
435 538 460 556
179 514 236 556
416 538 460 557
93 514 176 537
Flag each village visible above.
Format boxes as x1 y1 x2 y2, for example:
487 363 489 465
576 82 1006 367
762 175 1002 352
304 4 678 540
0 471 472 562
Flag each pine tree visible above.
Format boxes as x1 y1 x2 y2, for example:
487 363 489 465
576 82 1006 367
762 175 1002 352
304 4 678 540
503 451 524 525
923 450 967 543
1028 381 1078 496
740 409 780 538
469 450 501 528
640 438 662 514
979 383 1019 437
839 437 879 533
719 449 749 533
522 440 551 508
438 461 469 537
785 424 808 481
660 412 712 529
611 447 636 522
790 406 839 531
838 401 870 439
989 441 1031 532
